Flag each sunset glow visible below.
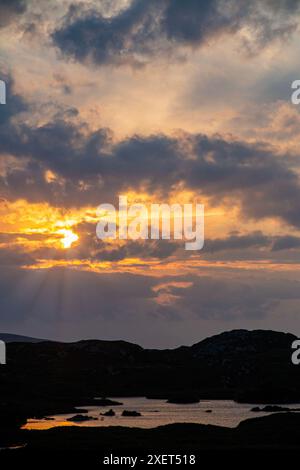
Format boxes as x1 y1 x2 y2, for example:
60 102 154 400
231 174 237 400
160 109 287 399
1 0 300 347
57 229 79 249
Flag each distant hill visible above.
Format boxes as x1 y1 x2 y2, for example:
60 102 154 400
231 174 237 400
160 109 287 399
1 329 298 406
188 329 296 357
0 333 48 343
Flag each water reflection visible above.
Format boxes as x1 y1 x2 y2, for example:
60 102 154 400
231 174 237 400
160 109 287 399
22 397 291 431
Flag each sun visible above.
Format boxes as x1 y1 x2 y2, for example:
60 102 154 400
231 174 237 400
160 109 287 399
58 229 79 249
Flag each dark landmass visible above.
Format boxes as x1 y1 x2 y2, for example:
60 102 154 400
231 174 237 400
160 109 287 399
2 413 300 463
167 394 200 404
251 405 300 413
1 329 298 408
1 329 300 455
101 409 115 416
67 414 98 423
95 398 123 406
121 410 142 417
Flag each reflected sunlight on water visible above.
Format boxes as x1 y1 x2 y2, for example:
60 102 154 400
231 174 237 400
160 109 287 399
21 397 291 431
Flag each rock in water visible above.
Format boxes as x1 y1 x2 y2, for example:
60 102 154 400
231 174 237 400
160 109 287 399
121 410 142 417
67 414 97 422
101 409 115 417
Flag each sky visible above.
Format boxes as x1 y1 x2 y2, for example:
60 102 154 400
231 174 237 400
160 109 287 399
1 0 300 347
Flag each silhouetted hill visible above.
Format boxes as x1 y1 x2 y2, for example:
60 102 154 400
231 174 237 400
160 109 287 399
0 329 299 426
189 329 295 356
3 412 300 464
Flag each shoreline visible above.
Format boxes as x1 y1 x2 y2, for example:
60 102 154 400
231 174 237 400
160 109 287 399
2 412 300 460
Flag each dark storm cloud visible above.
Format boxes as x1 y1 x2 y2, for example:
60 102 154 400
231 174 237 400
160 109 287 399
205 232 270 253
0 76 299 227
203 232 300 262
163 0 300 46
272 235 300 251
29 218 179 262
185 134 300 228
1 108 300 227
52 0 300 66
89 240 178 262
0 0 27 28
201 232 300 263
0 118 182 206
53 0 163 67
4 227 300 269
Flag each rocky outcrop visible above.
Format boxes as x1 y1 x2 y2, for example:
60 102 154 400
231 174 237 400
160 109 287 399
67 415 97 422
167 395 200 404
101 409 115 416
251 405 300 413
96 398 123 406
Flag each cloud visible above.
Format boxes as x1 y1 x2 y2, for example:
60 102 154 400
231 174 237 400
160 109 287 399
0 0 27 28
0 267 159 337
1 108 300 228
0 266 300 346
0 246 33 266
1 225 299 268
271 235 300 251
205 232 300 254
201 232 300 263
52 0 300 66
204 231 270 253
30 237 179 264
157 274 300 321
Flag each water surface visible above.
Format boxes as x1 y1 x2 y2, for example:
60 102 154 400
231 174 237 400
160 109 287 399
23 397 298 430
